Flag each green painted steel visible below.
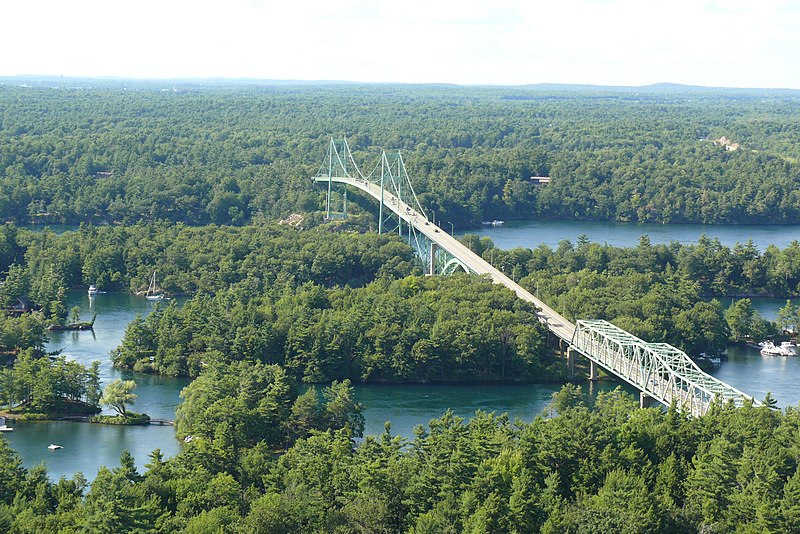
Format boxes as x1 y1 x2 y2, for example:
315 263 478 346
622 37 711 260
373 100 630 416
313 137 466 274
570 319 757 416
313 138 758 415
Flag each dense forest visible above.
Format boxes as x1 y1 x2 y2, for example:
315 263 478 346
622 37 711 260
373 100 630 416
0 351 101 417
4 79 800 532
470 234 800 298
3 82 800 227
110 275 555 382
3 222 800 371
0 222 417 297
0 384 796 532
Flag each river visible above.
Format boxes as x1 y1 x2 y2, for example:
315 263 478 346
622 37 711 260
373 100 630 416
463 220 800 251
5 219 800 479
4 293 190 480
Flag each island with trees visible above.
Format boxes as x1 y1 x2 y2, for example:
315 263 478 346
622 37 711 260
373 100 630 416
2 80 800 531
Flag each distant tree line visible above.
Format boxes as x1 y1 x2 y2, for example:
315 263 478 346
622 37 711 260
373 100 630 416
2 84 800 227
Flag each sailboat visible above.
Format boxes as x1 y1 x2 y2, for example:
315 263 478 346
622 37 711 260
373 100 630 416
146 272 164 301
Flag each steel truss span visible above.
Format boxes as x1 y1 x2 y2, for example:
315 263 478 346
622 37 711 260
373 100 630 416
313 138 759 416
571 320 756 417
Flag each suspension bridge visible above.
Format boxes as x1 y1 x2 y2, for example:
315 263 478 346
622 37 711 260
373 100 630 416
313 138 758 417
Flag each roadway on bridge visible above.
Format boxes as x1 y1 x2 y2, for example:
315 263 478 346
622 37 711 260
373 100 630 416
316 170 760 415
315 175 576 341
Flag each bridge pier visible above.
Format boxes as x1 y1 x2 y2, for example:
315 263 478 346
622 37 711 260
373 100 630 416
429 243 438 275
589 361 599 381
640 392 654 409
566 348 574 380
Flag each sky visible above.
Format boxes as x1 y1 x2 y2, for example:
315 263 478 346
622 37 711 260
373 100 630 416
2 0 799 88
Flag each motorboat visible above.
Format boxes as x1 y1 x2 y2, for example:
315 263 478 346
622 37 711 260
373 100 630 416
88 285 98 295
0 417 12 432
695 353 722 369
760 341 781 356
759 341 797 356
47 444 63 450
482 220 505 226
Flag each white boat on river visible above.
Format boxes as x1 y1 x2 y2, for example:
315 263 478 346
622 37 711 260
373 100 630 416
146 272 165 301
759 341 797 357
0 417 12 432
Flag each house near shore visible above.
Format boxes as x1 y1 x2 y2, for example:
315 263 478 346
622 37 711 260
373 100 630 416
13 297 33 312
3 296 37 316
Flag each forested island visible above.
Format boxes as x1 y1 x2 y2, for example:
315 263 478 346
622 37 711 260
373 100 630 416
3 80 800 531
3 221 799 382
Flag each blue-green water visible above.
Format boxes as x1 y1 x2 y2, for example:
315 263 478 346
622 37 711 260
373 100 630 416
356 381 629 439
22 224 81 235
464 220 800 251
710 345 800 404
740 297 798 322
3 292 189 480
5 219 800 479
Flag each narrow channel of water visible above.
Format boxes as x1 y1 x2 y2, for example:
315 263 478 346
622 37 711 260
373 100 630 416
740 297 799 322
4 292 188 480
356 381 630 439
463 220 800 251
7 291 593 479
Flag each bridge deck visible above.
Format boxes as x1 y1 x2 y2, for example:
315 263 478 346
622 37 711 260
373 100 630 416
315 175 575 341
315 172 758 415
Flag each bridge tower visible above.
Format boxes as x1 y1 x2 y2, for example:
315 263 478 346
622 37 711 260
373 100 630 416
314 138 466 274
320 139 353 220
312 140 760 415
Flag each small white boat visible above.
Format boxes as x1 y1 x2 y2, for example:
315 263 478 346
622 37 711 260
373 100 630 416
0 417 12 432
47 444 63 450
88 285 98 295
482 220 505 226
145 272 164 301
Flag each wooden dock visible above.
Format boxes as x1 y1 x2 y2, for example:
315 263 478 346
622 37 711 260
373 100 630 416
148 419 174 426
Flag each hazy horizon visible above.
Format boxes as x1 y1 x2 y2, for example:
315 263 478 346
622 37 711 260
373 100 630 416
3 1 799 90
3 75 798 93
